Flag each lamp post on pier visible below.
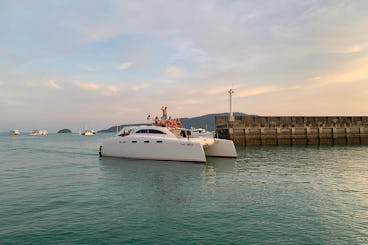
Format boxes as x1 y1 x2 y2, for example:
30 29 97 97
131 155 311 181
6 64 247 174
228 89 235 122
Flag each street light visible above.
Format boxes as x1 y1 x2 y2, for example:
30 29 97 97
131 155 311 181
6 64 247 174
228 89 235 122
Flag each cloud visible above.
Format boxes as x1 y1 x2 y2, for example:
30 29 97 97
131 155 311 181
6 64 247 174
166 66 186 77
182 99 200 105
168 39 208 64
2 0 368 130
119 62 133 70
47 80 62 89
25 80 62 90
131 82 152 91
234 86 283 98
203 86 235 96
298 55 368 88
75 81 120 96
339 43 368 54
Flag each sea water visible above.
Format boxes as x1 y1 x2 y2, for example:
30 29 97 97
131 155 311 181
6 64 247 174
0 133 367 244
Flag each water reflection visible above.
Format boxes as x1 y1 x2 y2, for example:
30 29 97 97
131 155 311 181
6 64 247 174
98 157 205 215
99 156 240 203
100 157 237 179
206 157 237 173
99 146 368 208
202 157 237 194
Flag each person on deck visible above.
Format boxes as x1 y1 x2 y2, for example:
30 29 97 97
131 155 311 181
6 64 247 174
176 118 183 128
161 106 168 120
154 116 160 125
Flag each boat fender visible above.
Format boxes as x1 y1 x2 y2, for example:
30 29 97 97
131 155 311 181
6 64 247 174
99 146 102 158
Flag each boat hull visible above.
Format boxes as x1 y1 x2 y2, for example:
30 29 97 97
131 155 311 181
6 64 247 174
101 136 206 163
9 130 21 136
203 139 237 158
29 129 48 136
189 137 237 158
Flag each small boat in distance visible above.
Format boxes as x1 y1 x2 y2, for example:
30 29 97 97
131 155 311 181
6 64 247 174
81 129 96 135
189 127 214 138
9 129 21 136
29 129 48 136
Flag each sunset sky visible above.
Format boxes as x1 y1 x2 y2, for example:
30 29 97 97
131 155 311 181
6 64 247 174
1 0 368 132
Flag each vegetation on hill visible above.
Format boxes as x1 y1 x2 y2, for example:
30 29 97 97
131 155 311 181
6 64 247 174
98 123 151 133
180 112 247 131
98 112 247 133
57 129 72 133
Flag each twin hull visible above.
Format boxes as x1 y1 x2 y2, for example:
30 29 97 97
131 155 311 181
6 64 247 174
101 136 237 163
191 138 237 158
102 136 207 163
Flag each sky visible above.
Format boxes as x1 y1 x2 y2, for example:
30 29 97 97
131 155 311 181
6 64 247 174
1 0 368 132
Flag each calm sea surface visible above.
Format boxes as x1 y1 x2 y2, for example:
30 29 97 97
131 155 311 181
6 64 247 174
1 132 367 244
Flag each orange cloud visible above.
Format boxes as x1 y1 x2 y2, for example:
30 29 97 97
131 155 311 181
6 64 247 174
299 56 368 88
204 86 234 95
234 85 283 98
182 99 200 105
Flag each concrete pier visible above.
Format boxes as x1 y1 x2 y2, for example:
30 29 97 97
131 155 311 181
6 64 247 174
216 116 368 146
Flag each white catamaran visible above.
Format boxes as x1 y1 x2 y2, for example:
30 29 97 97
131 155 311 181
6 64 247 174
100 125 236 163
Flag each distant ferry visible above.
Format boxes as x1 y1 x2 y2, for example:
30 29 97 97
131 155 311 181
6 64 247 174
29 129 48 136
81 129 96 136
9 129 21 136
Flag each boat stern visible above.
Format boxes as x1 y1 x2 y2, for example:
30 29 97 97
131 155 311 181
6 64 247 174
204 139 237 158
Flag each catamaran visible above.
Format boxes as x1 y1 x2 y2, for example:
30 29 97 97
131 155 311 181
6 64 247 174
100 125 236 163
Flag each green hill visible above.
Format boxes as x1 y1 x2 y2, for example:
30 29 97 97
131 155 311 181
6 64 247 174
98 123 151 133
98 112 247 133
180 112 247 131
57 129 72 133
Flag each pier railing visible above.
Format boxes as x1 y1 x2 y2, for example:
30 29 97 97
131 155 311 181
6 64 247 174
216 116 368 146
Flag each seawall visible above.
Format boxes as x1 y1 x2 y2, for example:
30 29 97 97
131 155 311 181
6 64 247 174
215 116 368 146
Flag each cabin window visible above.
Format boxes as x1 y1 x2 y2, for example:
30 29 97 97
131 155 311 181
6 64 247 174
132 141 137 143
136 129 149 134
156 140 163 143
148 129 166 134
144 141 150 143
118 129 131 137
136 129 166 134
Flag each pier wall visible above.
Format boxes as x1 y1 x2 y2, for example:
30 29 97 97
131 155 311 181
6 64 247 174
215 116 368 146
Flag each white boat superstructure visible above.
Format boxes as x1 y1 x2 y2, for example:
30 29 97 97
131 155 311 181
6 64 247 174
189 127 214 138
100 125 237 163
81 129 96 135
29 129 48 136
9 129 21 136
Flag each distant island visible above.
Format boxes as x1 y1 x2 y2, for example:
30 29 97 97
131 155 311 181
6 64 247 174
57 129 72 133
98 112 247 133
